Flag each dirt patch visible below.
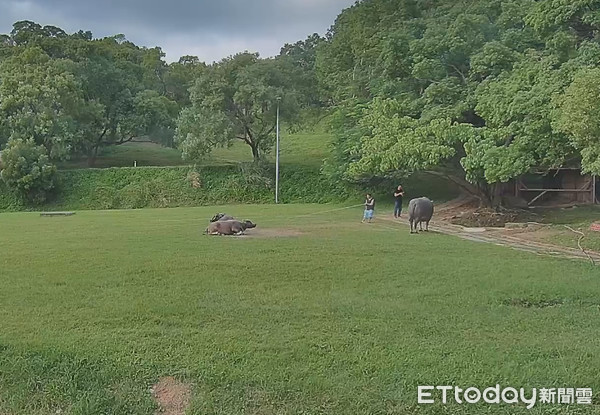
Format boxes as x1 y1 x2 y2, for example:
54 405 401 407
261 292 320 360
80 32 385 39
244 228 304 238
492 226 559 242
433 195 536 228
449 208 535 228
435 195 481 220
151 377 191 415
379 195 600 263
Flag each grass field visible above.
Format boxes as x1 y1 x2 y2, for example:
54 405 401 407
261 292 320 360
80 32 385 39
210 131 333 169
536 206 600 252
1 205 599 414
58 142 188 169
59 129 333 170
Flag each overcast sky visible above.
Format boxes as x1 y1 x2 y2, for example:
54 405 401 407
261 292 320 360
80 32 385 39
0 0 355 63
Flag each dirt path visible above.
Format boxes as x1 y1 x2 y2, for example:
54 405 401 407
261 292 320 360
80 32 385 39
378 198 600 265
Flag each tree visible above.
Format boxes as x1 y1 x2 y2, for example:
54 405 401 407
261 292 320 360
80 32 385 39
0 47 89 160
346 98 490 201
525 0 600 41
339 54 582 206
319 0 600 206
555 67 600 175
164 55 206 107
176 53 299 162
9 20 46 45
0 22 179 166
124 90 179 147
62 36 178 165
316 0 422 104
0 138 57 204
141 46 168 93
278 33 324 106
470 53 575 184
322 100 369 183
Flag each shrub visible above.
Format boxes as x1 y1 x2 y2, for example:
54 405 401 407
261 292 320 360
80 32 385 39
0 139 57 204
0 163 457 212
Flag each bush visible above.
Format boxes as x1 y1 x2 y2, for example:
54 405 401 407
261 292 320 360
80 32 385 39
0 164 458 212
0 139 57 204
21 165 359 212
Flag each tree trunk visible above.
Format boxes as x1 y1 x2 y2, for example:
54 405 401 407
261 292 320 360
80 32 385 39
423 170 495 207
87 145 100 167
489 183 504 209
250 143 260 162
87 129 108 168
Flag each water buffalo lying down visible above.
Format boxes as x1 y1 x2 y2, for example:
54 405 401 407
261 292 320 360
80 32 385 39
408 197 434 233
204 220 256 236
210 213 235 222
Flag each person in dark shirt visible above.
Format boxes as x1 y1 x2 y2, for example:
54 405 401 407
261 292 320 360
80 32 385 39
362 193 375 223
393 185 404 218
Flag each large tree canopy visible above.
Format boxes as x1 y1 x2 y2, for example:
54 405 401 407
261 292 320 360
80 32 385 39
278 33 324 107
0 21 180 166
0 47 89 160
555 66 600 175
319 0 600 205
176 52 300 162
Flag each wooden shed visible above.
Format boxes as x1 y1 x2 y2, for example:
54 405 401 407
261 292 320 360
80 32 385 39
512 168 598 207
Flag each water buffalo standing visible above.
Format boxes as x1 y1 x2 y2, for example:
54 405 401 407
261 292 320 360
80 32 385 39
204 220 256 236
408 197 434 233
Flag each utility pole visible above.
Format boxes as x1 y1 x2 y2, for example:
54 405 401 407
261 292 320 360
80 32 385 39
275 97 281 204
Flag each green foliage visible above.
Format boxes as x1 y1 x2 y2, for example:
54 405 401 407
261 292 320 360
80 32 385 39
0 138 57 204
472 53 574 183
176 53 301 162
278 33 324 106
525 0 600 39
469 41 519 80
164 55 206 107
0 21 179 166
319 0 600 205
0 47 88 159
68 40 179 164
128 90 179 141
322 101 369 183
554 67 600 174
0 165 358 211
349 99 457 177
176 107 234 162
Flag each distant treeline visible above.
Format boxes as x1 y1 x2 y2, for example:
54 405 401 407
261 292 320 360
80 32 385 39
3 0 600 207
0 21 323 203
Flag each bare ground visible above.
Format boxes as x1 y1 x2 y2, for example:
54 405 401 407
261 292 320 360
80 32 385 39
244 228 304 238
151 377 192 415
382 196 600 265
202 228 303 238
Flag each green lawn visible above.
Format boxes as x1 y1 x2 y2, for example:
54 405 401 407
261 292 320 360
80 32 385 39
60 129 334 170
537 206 600 252
1 205 599 414
210 131 333 169
59 141 188 169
